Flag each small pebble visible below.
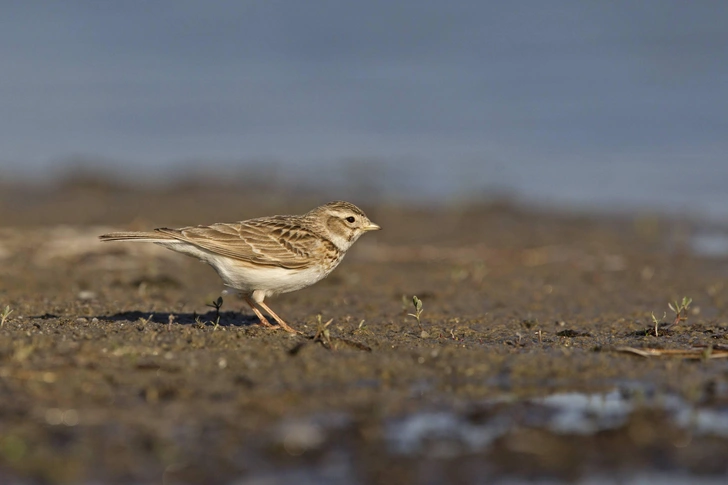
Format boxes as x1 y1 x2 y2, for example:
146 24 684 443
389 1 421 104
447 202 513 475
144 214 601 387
77 291 96 301
278 420 324 456
76 317 88 324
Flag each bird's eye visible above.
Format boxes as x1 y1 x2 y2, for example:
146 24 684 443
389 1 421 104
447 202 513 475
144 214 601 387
346 216 356 223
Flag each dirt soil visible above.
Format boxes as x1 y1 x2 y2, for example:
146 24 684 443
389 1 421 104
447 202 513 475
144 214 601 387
1 182 728 484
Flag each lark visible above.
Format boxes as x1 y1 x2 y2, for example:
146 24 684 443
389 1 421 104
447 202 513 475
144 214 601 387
99 201 380 333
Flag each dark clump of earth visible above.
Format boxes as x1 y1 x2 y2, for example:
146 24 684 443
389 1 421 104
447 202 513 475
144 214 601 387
1 181 728 484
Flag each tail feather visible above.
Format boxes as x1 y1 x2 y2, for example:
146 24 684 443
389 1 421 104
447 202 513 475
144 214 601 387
99 230 175 243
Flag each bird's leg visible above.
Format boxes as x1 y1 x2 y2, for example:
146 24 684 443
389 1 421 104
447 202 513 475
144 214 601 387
244 297 275 327
255 300 298 334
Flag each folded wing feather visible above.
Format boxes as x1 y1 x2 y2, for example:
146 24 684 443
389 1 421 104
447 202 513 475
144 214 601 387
154 217 325 270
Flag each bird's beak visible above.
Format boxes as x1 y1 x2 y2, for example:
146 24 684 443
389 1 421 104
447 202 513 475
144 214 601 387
364 222 381 231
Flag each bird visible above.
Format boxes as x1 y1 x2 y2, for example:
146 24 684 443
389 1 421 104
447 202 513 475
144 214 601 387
99 201 381 333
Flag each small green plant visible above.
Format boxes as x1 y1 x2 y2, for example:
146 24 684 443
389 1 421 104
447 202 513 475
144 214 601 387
206 296 224 329
651 311 666 337
313 314 334 349
668 296 692 327
408 296 427 337
137 314 154 325
407 295 430 338
1 306 12 327
352 319 369 336
651 296 693 336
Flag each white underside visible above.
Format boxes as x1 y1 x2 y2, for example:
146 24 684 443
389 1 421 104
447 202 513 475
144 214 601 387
155 240 337 300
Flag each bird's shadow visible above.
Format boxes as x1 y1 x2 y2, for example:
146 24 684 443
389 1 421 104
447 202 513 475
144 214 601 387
98 310 259 327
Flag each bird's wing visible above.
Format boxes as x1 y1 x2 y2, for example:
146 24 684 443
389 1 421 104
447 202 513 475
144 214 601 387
154 216 335 269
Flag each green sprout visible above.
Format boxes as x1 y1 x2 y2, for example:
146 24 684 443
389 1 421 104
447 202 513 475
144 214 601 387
352 319 369 336
408 296 424 331
668 296 692 328
651 296 692 336
138 314 154 325
651 311 666 337
1 306 12 327
313 314 334 349
206 296 224 329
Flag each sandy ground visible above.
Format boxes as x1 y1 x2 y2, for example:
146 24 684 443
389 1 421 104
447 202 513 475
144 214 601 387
1 183 728 484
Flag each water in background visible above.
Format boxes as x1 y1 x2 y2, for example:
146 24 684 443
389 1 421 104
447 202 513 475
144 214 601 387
1 2 727 218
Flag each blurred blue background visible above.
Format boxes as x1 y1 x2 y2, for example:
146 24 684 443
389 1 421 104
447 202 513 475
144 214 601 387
1 1 727 216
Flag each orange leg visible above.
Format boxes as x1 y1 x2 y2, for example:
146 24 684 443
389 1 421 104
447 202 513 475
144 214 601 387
244 297 274 327
256 300 298 334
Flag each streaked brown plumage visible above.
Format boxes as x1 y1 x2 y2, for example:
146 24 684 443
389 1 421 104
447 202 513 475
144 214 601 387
100 201 380 333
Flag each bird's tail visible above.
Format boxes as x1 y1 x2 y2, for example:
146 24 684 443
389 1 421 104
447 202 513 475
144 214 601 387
99 230 175 243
